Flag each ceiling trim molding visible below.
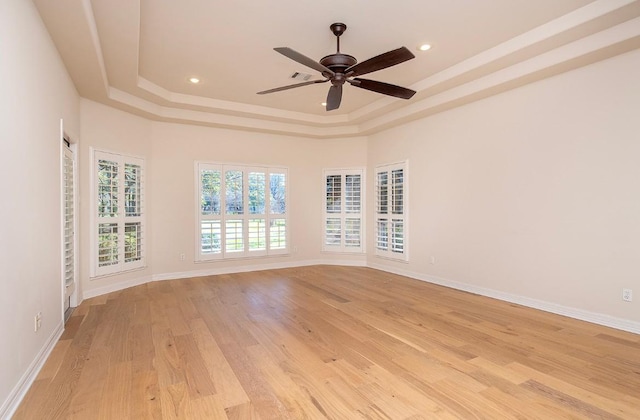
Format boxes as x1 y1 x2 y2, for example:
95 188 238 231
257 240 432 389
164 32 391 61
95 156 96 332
106 16 640 138
135 77 351 126
81 0 110 95
36 0 640 138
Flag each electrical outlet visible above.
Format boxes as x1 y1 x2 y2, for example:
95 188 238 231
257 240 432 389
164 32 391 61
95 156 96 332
34 312 42 332
430 256 436 265
179 253 185 261
622 288 633 302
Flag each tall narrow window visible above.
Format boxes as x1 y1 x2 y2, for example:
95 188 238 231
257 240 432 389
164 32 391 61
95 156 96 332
92 150 145 277
200 167 222 255
323 169 364 253
248 171 267 252
375 162 407 260
196 163 288 260
269 172 287 251
62 144 76 319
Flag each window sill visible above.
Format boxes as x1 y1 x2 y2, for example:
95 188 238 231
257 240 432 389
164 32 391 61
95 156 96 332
195 252 291 264
90 265 148 280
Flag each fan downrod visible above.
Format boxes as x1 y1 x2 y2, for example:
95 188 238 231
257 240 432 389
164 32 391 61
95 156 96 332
320 22 356 81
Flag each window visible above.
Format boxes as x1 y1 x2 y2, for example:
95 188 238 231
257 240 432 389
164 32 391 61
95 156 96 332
375 161 407 260
196 163 288 260
91 150 145 277
323 169 364 253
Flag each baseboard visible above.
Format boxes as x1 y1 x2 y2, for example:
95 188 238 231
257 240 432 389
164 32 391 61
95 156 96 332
76 259 640 335
82 274 152 300
0 321 64 420
83 260 366 298
368 262 640 335
152 258 366 282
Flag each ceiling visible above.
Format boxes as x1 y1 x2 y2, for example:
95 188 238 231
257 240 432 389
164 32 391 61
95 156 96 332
34 0 640 138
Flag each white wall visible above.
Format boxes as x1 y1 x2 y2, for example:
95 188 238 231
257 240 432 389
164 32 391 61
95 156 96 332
78 100 154 297
149 122 368 277
0 0 80 416
79 101 368 297
367 49 640 324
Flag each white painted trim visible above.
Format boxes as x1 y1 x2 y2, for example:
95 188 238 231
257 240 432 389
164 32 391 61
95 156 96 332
0 322 64 420
152 259 366 282
367 262 640 335
82 275 152 300
82 259 367 297
95 4 640 138
81 0 109 93
66 259 640 342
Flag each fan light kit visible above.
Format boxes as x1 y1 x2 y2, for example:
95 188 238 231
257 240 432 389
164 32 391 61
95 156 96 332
258 22 417 111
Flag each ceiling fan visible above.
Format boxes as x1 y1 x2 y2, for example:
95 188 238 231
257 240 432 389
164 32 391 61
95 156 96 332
257 23 417 111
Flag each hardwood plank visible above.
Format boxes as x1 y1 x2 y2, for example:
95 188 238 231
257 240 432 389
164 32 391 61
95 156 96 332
190 394 227 418
159 381 192 419
189 318 250 408
37 339 72 380
130 369 162 419
245 343 335 418
14 266 640 419
173 333 216 398
60 315 84 340
225 402 262 420
67 347 109 419
509 362 640 418
98 361 132 419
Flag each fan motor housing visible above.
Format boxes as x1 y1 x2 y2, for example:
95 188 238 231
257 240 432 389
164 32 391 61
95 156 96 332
320 53 357 74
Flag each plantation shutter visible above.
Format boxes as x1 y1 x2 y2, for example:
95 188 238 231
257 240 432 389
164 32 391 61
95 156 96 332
323 169 364 253
92 150 145 277
375 162 407 260
63 146 75 292
196 163 288 261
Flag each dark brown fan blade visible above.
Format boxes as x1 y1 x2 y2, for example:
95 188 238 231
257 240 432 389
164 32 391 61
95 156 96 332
326 84 342 111
274 47 335 76
345 47 415 77
257 79 328 95
349 78 416 99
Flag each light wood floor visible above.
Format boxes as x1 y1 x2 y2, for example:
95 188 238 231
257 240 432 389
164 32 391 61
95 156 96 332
14 265 640 419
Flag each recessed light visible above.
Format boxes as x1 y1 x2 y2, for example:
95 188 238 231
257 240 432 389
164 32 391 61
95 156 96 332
321 102 327 107
189 77 200 84
418 44 432 51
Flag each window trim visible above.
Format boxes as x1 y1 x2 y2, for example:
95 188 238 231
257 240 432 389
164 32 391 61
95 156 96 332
90 148 146 278
375 160 408 262
322 167 366 254
195 162 289 261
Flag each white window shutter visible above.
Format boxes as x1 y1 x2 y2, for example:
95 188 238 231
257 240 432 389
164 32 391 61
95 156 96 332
92 150 145 277
196 163 288 261
323 168 364 253
375 161 408 261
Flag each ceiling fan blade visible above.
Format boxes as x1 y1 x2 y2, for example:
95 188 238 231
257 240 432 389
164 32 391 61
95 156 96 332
257 79 328 95
349 78 416 99
274 47 335 76
326 84 342 111
346 47 415 77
